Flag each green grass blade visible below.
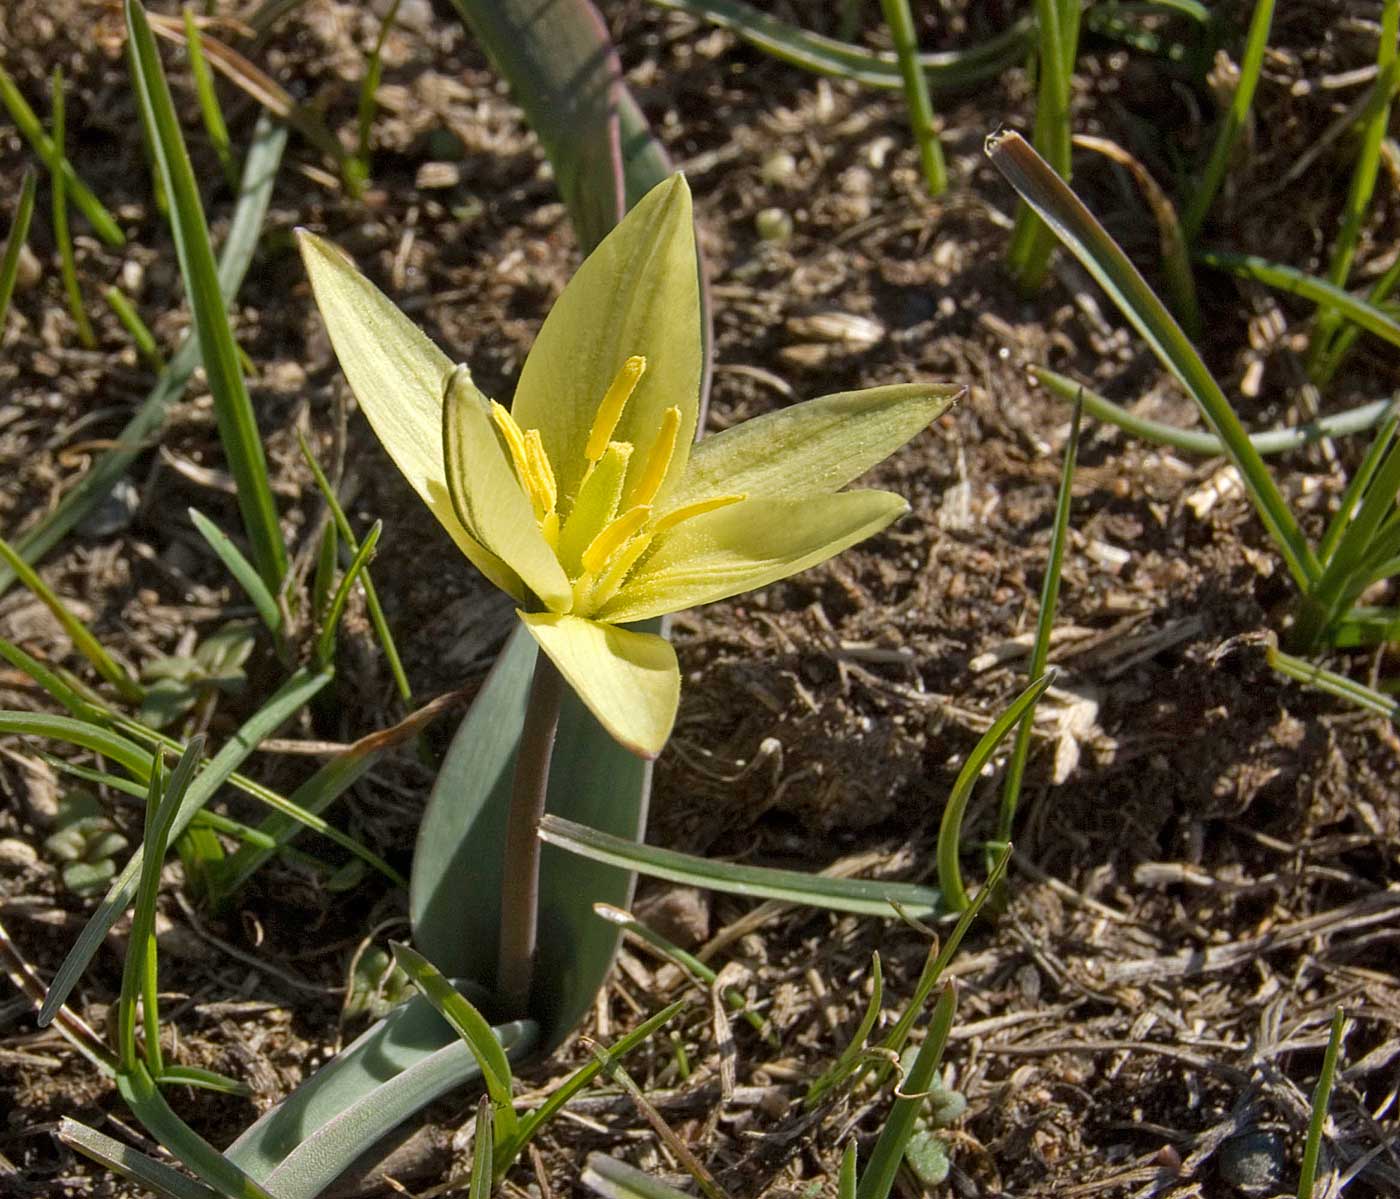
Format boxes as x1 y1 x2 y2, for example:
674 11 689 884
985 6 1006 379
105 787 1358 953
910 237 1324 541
0 116 286 601
187 508 283 635
391 942 520 1147
593 904 772 1044
838 1141 858 1199
117 1063 276 1199
104 286 166 370
988 129 1318 589
807 952 883 1106
225 993 535 1197
0 535 144 703
125 0 287 593
1197 249 1400 351
1007 0 1079 290
115 713 407 892
1267 643 1398 718
0 637 111 722
183 7 238 188
1294 437 1400 648
118 742 202 1072
1033 366 1396 457
997 399 1079 850
315 519 382 668
1310 2 1399 371
856 982 957 1199
0 64 124 246
1298 1008 1347 1198
878 0 946 195
204 755 381 897
49 68 97 349
1317 406 1400 566
0 168 37 328
643 0 1033 91
311 519 337 621
58 1118 220 1199
1180 0 1274 241
582 1154 697 1199
0 710 153 779
539 815 941 918
469 1096 492 1199
299 432 410 700
156 1065 253 1097
866 845 1008 1091
507 999 687 1157
38 667 331 1024
937 673 1053 910
352 0 402 191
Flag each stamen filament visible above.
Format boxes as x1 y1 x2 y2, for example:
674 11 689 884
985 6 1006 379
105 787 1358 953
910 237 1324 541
652 493 747 534
581 504 651 574
586 356 646 462
627 405 680 508
590 530 656 610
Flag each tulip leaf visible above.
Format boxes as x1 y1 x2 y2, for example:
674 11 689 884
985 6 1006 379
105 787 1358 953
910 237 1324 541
225 987 535 1199
410 629 656 1046
58 1118 219 1199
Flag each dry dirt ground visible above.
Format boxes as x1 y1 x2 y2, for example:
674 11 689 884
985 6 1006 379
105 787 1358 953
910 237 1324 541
2 1 1399 1196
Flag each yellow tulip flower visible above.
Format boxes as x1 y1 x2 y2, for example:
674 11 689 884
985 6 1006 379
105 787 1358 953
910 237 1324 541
299 175 956 758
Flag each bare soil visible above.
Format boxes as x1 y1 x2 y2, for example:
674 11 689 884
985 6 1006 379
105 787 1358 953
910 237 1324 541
1 2 1398 1197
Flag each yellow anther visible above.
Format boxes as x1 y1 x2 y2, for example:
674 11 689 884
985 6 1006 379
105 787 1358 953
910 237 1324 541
627 405 680 508
586 355 646 462
524 429 557 514
581 504 651 574
652 493 747 534
491 401 556 523
491 400 532 477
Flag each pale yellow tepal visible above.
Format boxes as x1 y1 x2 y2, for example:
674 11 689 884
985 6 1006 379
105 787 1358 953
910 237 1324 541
299 175 957 758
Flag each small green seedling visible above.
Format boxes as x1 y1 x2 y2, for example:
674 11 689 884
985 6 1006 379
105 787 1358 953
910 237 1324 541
138 622 257 730
45 790 129 896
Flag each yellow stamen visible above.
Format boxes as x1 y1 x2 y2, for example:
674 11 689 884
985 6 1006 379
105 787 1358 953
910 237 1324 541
540 510 560 550
589 530 656 610
523 429 557 514
652 493 747 535
627 405 680 508
581 504 651 574
585 356 646 462
491 401 555 522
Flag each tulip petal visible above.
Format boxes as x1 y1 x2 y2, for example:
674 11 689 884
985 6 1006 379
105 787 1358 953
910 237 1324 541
596 491 909 624
669 383 960 508
298 231 526 600
511 175 702 508
518 612 680 759
443 368 573 612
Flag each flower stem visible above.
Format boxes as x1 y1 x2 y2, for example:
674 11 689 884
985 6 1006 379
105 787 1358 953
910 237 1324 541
495 651 564 1017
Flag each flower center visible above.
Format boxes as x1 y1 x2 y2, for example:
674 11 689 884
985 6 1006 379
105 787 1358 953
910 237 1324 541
493 356 743 615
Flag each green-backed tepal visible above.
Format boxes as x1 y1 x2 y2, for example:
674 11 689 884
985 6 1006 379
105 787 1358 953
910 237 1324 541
299 175 958 757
